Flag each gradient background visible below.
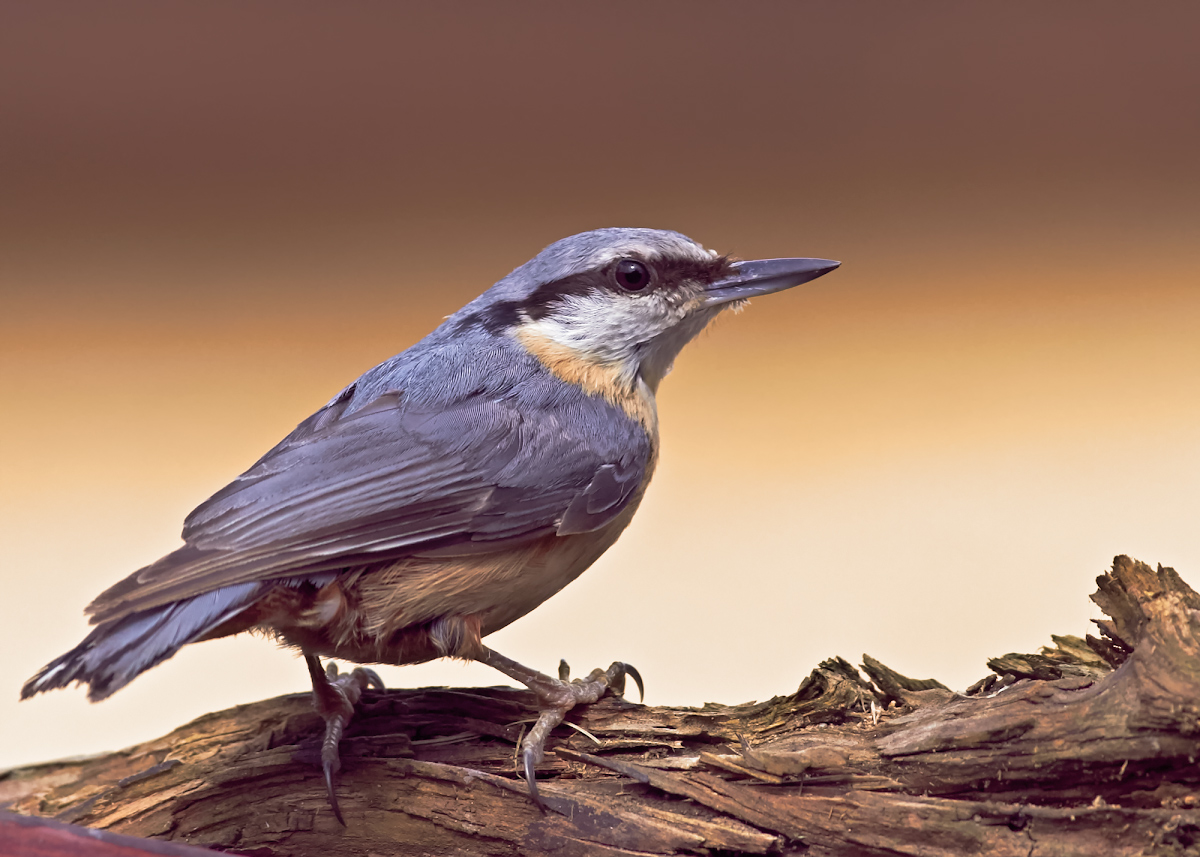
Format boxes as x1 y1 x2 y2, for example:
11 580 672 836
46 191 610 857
3 3 1199 771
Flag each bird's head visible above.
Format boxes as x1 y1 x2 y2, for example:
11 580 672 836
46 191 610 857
457 227 839 398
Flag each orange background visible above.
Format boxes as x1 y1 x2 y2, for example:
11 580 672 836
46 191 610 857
3 3 1199 769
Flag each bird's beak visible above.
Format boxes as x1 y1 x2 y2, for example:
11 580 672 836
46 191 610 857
703 257 840 307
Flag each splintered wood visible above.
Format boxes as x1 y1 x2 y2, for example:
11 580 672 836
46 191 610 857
4 556 1200 856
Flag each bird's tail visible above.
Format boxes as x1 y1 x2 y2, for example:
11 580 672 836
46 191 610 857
21 582 262 702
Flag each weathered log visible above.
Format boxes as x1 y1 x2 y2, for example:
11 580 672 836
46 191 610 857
3 556 1200 855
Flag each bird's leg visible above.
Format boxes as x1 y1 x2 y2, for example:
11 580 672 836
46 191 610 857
477 646 643 808
305 654 384 825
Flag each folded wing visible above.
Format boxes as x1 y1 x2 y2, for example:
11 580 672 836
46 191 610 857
86 382 650 625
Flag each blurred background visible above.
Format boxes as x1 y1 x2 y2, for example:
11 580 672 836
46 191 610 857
2 3 1198 770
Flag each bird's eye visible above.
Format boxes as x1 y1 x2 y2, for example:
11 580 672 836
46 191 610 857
613 259 651 291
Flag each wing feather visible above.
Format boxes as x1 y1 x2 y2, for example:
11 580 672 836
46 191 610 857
87 364 651 625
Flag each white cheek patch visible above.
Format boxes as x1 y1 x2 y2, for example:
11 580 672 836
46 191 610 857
525 294 667 352
519 292 675 370
515 288 724 394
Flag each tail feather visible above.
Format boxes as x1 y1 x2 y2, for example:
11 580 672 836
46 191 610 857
22 582 262 702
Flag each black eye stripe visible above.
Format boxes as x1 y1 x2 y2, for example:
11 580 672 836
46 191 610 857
463 254 738 332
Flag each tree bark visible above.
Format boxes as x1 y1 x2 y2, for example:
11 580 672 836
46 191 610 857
4 556 1200 856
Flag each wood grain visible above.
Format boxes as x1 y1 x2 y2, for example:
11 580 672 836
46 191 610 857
4 556 1199 855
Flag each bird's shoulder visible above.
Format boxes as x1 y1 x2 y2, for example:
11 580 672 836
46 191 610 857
176 332 653 552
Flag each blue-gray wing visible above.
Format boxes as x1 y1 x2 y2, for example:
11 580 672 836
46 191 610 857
86 379 651 625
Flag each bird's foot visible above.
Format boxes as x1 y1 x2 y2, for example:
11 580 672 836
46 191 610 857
479 647 643 809
305 654 384 825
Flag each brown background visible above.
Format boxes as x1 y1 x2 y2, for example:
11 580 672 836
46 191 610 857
3 3 1199 769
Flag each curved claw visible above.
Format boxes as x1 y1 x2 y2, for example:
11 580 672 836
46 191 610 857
522 746 547 812
615 662 645 702
603 662 644 701
320 725 347 826
356 666 386 691
324 761 346 826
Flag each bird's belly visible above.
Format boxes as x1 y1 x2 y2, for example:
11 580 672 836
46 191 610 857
269 505 638 666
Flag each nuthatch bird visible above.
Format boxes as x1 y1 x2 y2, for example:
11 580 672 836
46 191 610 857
23 227 838 819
